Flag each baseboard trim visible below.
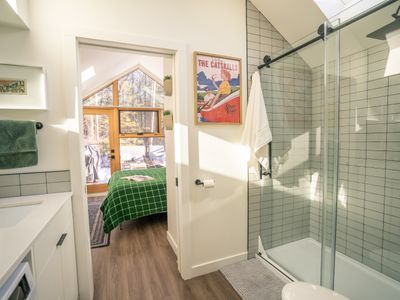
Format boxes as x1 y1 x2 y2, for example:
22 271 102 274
166 231 178 256
191 251 248 277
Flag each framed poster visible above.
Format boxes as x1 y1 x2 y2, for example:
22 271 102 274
194 52 241 124
0 64 47 110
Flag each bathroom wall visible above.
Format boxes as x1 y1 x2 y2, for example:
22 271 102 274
0 0 248 293
310 42 400 281
247 0 313 257
0 171 71 197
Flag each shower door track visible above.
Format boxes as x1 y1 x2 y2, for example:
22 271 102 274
256 0 398 69
256 252 296 283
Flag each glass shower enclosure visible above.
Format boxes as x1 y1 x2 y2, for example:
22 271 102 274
256 1 400 299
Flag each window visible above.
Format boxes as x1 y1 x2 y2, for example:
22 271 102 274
120 137 165 170
118 69 164 108
119 110 160 134
82 65 165 173
83 85 113 106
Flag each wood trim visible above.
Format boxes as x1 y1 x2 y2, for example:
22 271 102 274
87 183 107 194
118 107 163 112
119 133 165 138
193 51 242 126
112 80 119 107
83 108 116 193
118 108 163 136
112 108 121 173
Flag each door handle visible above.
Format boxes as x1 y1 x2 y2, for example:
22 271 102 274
56 233 67 247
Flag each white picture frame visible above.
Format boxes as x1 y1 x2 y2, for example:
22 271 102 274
0 64 47 110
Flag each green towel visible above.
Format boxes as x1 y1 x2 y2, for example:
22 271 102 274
0 120 38 169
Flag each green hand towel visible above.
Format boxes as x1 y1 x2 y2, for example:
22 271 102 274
0 120 38 169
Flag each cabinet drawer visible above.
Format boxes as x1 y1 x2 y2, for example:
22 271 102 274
34 200 72 277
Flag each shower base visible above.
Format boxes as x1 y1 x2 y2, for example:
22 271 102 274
261 238 400 300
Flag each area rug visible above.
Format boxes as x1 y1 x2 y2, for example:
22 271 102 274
220 258 286 300
88 197 110 248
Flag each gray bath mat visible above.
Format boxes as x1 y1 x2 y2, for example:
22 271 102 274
221 258 285 300
88 197 110 248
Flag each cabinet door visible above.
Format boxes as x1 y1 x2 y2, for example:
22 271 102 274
35 250 63 300
60 223 78 300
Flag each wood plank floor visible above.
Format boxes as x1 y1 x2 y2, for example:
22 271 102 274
91 214 241 300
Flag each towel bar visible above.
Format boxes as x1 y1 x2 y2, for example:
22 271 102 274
36 122 43 130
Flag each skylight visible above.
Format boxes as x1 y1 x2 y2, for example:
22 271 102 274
81 66 96 83
314 0 384 23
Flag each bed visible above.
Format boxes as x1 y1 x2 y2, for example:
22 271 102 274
100 167 167 233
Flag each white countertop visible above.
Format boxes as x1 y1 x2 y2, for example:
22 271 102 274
0 192 72 287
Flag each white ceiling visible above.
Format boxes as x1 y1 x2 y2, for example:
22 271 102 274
79 45 165 96
250 0 326 47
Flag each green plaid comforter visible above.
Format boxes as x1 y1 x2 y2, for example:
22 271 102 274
100 167 167 233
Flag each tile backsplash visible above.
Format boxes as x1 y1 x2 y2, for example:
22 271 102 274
0 170 71 198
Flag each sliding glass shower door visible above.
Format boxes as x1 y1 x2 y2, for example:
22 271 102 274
258 2 400 299
259 21 340 287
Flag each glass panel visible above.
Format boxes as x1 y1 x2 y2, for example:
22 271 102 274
83 114 111 184
331 2 400 299
120 137 165 170
259 36 325 284
83 85 113 106
320 20 340 289
119 110 159 134
252 2 400 300
118 69 164 108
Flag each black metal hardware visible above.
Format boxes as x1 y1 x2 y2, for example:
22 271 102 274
111 149 115 153
195 179 203 186
109 155 115 159
259 142 272 179
393 4 400 18
35 122 43 130
56 233 67 247
257 0 398 69
175 177 179 187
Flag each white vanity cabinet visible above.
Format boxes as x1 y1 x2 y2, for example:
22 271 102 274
33 198 78 300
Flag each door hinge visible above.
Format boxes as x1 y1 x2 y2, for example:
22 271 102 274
175 177 178 187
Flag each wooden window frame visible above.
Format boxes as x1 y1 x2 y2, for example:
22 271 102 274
82 65 165 140
82 65 166 192
118 107 163 138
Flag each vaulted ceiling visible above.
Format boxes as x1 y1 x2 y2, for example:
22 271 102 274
250 0 398 68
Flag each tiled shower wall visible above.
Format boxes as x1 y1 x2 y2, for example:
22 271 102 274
310 42 400 281
247 0 313 257
246 1 400 282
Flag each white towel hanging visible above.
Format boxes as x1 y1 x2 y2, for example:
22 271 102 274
241 71 272 173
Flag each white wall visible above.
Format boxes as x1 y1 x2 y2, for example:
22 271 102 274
0 0 248 296
79 45 165 96
163 57 180 256
0 0 29 29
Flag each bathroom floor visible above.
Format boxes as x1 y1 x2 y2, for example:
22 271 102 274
91 213 241 300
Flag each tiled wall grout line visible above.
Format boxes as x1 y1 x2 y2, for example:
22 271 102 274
0 170 71 198
247 0 400 281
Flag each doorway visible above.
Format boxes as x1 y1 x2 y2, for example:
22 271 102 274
82 62 166 194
